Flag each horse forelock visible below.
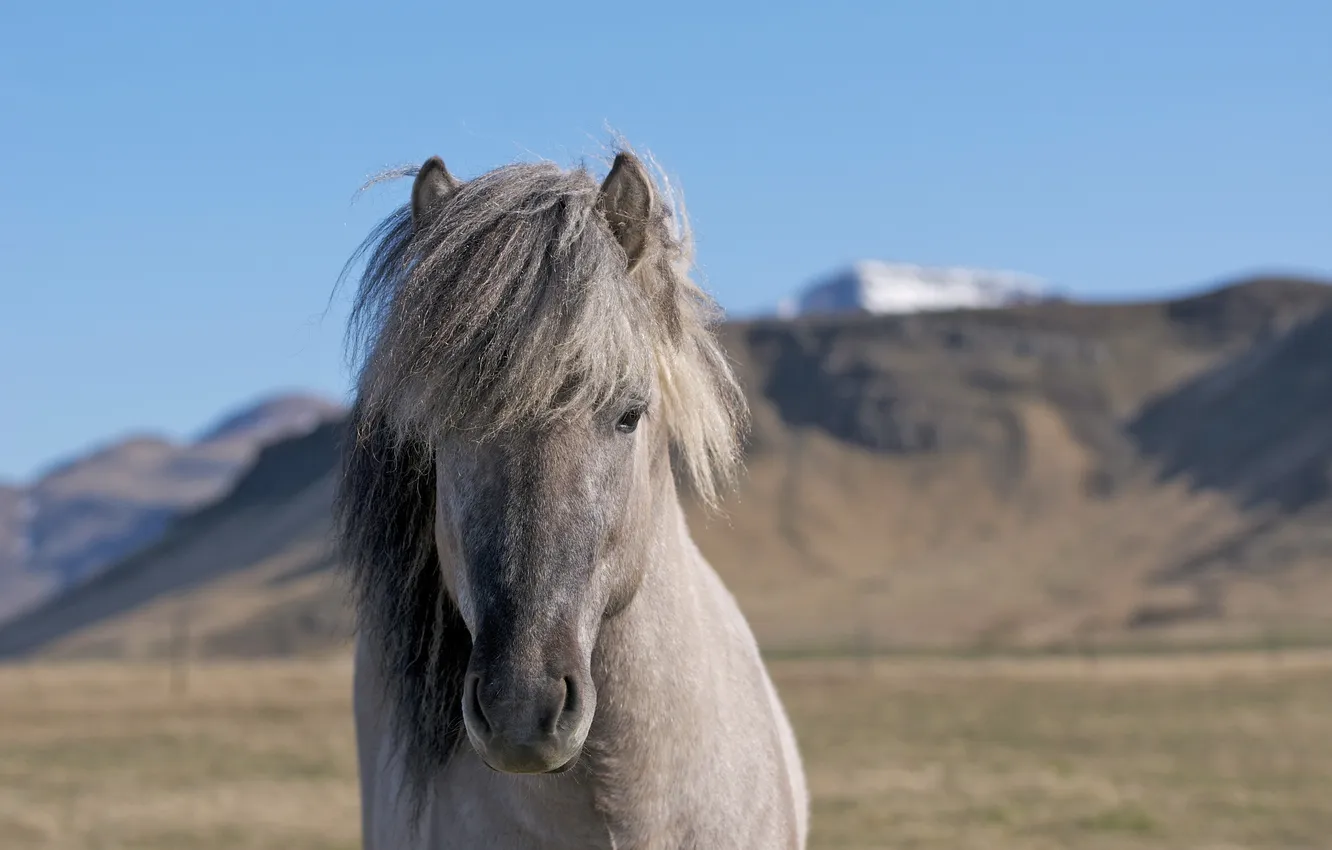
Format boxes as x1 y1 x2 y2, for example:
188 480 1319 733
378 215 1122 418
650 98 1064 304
339 148 747 507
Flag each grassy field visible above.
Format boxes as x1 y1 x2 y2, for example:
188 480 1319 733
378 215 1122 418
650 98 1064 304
3 652 1332 849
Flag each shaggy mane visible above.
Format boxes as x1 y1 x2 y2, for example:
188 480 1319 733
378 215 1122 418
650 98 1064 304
341 151 746 504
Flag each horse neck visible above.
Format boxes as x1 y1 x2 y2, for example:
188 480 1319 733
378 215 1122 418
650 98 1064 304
587 473 727 754
599 472 704 665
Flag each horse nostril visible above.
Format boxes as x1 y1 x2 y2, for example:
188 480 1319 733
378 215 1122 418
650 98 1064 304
558 676 581 728
465 674 492 736
536 676 580 735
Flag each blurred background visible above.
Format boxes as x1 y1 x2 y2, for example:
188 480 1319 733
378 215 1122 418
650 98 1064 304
2 1 1330 847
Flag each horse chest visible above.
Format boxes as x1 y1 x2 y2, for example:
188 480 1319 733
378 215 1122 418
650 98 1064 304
422 756 613 849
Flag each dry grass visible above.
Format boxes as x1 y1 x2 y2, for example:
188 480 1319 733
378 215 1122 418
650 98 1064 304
3 651 1332 849
791 653 1332 849
0 658 360 850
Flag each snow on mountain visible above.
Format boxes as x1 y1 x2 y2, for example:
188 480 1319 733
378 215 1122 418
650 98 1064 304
778 261 1057 318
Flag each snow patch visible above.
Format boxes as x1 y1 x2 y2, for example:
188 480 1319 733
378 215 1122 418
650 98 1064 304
790 261 1055 317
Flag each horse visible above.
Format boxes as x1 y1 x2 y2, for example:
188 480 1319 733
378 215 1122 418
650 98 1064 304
335 145 809 848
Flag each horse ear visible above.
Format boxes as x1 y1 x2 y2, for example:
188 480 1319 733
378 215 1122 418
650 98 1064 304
596 152 655 269
412 156 460 230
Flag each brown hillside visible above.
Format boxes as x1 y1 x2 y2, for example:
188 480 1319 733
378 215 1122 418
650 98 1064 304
2 276 1330 659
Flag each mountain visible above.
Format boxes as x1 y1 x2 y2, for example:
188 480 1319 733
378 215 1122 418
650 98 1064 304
1 275 1331 660
0 486 43 622
200 394 345 444
0 393 344 625
779 260 1056 317
1121 307 1332 627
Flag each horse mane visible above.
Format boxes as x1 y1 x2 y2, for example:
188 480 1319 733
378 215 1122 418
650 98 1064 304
336 400 469 812
333 147 748 807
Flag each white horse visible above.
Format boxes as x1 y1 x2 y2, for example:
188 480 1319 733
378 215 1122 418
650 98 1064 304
336 148 808 848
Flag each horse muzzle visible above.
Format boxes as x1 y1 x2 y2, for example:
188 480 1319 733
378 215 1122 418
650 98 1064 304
461 667 594 774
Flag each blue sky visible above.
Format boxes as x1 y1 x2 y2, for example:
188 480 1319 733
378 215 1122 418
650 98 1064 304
1 0 1329 480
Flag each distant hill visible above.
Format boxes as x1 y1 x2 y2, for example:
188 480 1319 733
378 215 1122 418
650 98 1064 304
0 393 344 625
2 275 1331 660
1122 307 1332 627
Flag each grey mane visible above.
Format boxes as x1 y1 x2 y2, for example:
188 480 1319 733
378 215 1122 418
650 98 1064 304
333 152 748 810
344 158 742 457
336 400 468 812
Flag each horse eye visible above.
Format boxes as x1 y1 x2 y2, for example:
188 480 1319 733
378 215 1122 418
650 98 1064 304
615 407 644 434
